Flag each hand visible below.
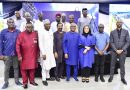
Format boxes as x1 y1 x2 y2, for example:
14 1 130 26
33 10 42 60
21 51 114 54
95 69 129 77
54 52 58 59
85 46 91 50
116 50 123 54
64 54 68 59
42 55 46 60
83 49 88 54
86 47 91 50
18 57 22 62
98 51 104 56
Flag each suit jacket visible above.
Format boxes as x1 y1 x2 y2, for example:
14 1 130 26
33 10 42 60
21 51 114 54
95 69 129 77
110 29 130 54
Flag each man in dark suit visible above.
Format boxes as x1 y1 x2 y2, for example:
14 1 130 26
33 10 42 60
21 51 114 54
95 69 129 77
108 20 130 85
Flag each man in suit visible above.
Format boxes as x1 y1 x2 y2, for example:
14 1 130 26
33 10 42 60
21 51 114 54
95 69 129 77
108 20 130 85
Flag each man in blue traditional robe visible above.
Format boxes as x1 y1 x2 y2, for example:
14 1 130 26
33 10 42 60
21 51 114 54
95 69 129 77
63 23 79 81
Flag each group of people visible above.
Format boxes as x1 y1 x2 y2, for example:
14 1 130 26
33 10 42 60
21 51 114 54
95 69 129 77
0 8 130 89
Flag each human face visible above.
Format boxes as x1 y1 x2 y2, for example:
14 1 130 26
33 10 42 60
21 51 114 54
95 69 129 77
38 13 43 21
82 10 87 17
7 19 15 29
15 11 21 19
44 23 51 31
69 16 74 23
62 15 66 22
25 15 31 22
98 24 104 33
57 23 63 31
70 23 76 32
56 16 61 22
116 20 123 29
26 23 34 33
83 26 89 34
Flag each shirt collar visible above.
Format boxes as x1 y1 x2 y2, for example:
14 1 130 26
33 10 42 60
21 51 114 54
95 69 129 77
98 32 104 34
8 29 16 32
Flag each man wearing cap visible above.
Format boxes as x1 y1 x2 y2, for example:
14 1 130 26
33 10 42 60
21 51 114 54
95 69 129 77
61 13 69 32
38 19 56 86
51 13 61 33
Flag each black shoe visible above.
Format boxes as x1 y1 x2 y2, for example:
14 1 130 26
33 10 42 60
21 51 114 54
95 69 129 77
42 81 48 86
46 77 55 81
55 77 60 82
100 77 105 82
15 81 22 86
60 76 65 79
95 77 98 82
121 79 127 85
30 82 38 86
23 84 28 89
2 82 9 89
86 78 89 83
108 77 113 82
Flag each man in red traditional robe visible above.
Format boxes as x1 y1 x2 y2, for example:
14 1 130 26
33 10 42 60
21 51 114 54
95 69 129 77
16 22 39 89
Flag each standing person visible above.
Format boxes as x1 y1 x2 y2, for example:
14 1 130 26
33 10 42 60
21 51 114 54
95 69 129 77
14 11 25 30
61 13 69 32
51 13 61 33
38 19 56 86
0 18 22 89
54 23 65 82
16 22 39 89
34 12 44 32
79 25 95 83
63 23 79 81
20 12 33 32
78 8 93 34
108 20 130 85
94 24 109 82
65 14 78 32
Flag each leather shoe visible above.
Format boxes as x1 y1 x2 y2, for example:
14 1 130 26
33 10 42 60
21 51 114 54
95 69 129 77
121 79 127 85
23 84 28 89
30 82 38 86
46 77 55 81
108 77 113 82
42 81 48 86
60 76 65 79
2 82 9 89
55 77 60 82
100 77 105 82
95 76 98 82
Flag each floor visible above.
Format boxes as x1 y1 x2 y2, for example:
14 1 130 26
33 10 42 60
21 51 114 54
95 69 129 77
0 58 130 90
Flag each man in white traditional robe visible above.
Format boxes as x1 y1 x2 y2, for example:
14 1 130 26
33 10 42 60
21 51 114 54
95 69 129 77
34 12 44 32
20 12 33 32
38 19 56 86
